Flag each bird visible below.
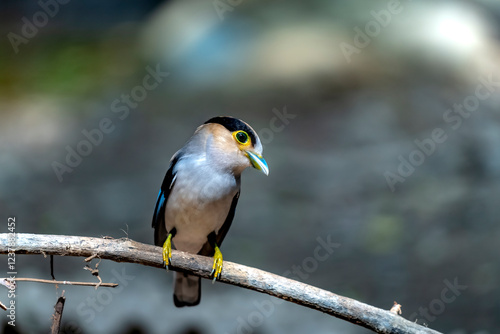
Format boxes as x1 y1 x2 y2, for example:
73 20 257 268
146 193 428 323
152 116 269 307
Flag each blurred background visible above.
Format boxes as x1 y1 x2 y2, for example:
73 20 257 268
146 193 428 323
1 0 499 333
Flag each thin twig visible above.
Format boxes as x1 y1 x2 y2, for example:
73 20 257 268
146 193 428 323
0 233 441 334
50 255 55 280
2 277 117 288
83 257 103 289
84 254 98 262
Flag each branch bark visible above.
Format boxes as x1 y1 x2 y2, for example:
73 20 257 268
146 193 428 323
0 233 441 334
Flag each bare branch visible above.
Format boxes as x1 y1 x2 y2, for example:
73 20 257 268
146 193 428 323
0 233 441 334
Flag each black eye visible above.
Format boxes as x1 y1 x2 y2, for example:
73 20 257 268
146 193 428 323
234 131 249 145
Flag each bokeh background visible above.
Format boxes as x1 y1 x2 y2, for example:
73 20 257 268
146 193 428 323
1 0 499 333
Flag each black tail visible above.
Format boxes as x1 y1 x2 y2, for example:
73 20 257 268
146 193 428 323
173 272 201 307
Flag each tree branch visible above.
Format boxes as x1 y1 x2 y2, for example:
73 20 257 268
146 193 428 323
0 233 441 334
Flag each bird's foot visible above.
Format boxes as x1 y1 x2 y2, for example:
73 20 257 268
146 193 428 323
211 245 223 283
162 233 172 268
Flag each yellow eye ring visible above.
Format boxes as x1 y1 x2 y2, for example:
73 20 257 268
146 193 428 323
233 130 250 145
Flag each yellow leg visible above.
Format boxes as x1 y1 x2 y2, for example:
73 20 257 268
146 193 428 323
162 233 172 268
211 244 223 282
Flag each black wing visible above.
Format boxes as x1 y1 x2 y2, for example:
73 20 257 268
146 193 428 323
152 156 179 246
216 191 240 246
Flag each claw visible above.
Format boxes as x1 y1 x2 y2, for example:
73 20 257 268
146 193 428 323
162 233 172 268
211 245 223 283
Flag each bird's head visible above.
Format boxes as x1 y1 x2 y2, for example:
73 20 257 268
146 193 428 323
197 116 269 176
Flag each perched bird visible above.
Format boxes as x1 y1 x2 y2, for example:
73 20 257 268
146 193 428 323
152 116 269 307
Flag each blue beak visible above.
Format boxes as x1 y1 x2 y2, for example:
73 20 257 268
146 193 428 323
246 151 269 176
